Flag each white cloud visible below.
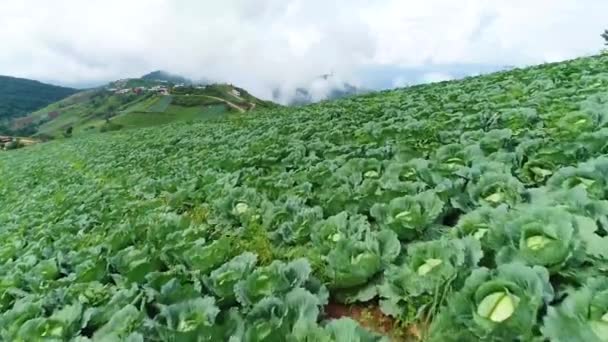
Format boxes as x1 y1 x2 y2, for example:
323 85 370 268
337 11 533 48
392 76 410 88
421 72 454 84
0 0 606 98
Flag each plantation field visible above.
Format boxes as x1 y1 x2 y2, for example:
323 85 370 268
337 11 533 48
2 55 608 340
119 95 160 115
111 104 229 129
146 96 173 113
171 95 225 107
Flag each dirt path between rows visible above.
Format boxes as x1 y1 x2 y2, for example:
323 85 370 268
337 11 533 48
202 95 246 113
325 300 427 341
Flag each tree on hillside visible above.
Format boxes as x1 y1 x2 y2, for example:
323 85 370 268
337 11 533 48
603 29 608 45
64 126 73 138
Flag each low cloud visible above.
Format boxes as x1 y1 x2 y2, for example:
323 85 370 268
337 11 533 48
0 0 606 100
421 72 454 84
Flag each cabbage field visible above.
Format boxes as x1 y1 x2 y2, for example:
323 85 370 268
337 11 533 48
2 54 608 341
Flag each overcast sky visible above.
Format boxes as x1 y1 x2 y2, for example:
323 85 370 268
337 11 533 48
0 0 606 99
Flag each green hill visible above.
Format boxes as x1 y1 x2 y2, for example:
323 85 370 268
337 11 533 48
20 80 277 138
141 70 193 84
0 75 77 129
2 55 608 340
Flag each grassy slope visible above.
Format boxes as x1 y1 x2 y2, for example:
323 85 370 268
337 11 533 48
0 75 77 121
28 83 276 137
2 55 608 340
111 104 228 128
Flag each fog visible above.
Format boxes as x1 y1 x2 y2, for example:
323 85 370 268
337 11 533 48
0 0 606 101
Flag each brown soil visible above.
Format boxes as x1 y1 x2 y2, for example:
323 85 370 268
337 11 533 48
324 300 427 341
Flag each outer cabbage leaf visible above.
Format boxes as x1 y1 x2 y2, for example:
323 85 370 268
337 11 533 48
478 129 514 155
547 157 608 200
154 297 222 341
579 127 608 156
91 304 144 341
81 284 141 331
235 258 318 307
528 185 608 225
110 246 160 284
0 299 44 340
322 318 389 342
498 107 541 133
181 237 234 275
203 252 258 305
243 288 324 342
543 277 608 342
15 303 82 341
145 275 201 306
554 111 600 138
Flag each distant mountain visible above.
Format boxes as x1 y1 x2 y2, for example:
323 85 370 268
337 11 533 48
0 75 77 121
140 70 193 85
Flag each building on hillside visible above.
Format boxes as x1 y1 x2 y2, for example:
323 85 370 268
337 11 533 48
231 89 241 97
116 89 131 95
148 85 169 95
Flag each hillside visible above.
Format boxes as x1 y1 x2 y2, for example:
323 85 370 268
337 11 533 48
20 78 277 138
2 55 608 340
0 75 77 124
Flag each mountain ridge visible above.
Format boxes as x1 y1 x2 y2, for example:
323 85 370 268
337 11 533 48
0 75 78 124
140 70 193 85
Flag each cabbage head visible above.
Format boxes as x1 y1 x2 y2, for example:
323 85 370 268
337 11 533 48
378 237 482 319
429 263 553 341
492 206 585 272
370 191 444 241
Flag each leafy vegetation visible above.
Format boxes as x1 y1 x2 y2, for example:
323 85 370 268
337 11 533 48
2 54 608 340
